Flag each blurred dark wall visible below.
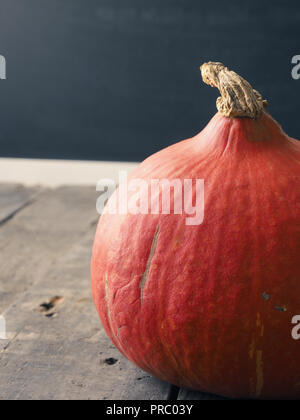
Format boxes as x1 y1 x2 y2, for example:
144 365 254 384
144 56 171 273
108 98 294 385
0 0 299 162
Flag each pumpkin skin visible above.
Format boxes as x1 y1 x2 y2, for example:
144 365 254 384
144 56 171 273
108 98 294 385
91 109 300 399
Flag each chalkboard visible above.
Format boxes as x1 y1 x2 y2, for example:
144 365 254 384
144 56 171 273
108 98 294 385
0 0 299 162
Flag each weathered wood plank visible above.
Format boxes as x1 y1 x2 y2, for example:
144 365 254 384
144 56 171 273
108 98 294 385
116 370 172 400
0 183 40 225
0 186 98 314
0 229 170 400
0 186 170 400
178 388 228 400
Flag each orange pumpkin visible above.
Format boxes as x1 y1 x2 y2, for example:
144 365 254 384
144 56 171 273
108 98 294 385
91 62 300 399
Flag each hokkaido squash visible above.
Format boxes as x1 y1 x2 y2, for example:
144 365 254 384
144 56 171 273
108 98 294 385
91 62 300 399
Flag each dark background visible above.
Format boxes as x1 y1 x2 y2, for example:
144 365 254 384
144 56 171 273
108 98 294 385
0 0 299 162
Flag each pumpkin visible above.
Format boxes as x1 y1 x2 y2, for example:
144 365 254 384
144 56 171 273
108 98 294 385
91 62 300 399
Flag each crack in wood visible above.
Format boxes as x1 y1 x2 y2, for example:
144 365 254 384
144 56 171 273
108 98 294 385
0 198 35 227
0 188 44 228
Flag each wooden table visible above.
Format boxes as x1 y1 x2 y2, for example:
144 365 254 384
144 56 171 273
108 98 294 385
0 184 224 400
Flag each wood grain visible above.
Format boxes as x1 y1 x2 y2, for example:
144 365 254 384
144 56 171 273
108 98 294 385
0 184 40 225
0 186 99 314
0 185 171 400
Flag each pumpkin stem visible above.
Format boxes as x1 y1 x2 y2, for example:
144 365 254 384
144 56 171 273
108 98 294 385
200 62 268 119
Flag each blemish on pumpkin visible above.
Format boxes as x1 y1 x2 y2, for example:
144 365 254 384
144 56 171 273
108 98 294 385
249 338 255 359
139 225 160 302
274 305 287 312
256 313 261 328
105 272 109 307
256 350 264 397
262 292 270 301
173 239 181 249
104 272 113 328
